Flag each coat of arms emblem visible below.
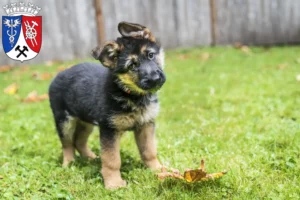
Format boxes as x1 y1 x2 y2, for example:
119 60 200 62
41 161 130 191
2 2 42 62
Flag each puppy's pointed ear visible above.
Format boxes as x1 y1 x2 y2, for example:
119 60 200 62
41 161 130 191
118 21 155 42
91 41 120 69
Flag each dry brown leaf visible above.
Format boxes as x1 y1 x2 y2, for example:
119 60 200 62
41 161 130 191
56 65 67 72
184 169 206 182
200 52 210 61
38 94 49 100
24 91 38 101
23 91 49 103
32 72 52 80
234 43 252 55
233 42 243 49
157 171 174 180
240 46 252 54
157 159 227 183
20 66 29 72
0 65 12 73
157 167 184 180
4 83 18 95
178 54 189 60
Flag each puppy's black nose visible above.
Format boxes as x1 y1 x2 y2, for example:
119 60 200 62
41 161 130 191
150 74 160 83
141 74 161 89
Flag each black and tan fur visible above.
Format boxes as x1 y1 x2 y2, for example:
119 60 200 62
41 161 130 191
49 22 166 189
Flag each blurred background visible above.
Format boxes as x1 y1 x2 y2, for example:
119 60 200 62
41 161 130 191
1 0 300 65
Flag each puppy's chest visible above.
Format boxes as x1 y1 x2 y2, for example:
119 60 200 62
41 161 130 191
110 103 159 131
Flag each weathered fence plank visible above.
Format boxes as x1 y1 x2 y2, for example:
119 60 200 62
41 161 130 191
101 0 212 48
1 0 300 66
215 0 300 45
0 0 14 65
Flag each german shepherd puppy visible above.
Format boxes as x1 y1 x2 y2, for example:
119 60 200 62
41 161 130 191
49 22 166 189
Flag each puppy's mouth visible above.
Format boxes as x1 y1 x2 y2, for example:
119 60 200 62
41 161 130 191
117 73 165 95
138 80 165 91
117 74 148 95
138 73 166 92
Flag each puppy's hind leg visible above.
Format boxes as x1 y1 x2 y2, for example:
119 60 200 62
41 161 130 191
74 121 97 159
54 113 77 167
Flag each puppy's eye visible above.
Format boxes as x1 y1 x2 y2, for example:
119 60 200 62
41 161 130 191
128 63 136 70
148 52 154 60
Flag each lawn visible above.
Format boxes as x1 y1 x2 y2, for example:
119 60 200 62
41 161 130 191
0 46 300 199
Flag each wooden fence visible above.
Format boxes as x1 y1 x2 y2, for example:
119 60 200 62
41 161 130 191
214 0 300 45
1 0 300 65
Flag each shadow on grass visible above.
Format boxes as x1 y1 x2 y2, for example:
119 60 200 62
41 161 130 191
156 178 233 196
55 149 143 183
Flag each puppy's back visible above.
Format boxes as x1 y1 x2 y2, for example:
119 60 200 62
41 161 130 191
49 62 110 118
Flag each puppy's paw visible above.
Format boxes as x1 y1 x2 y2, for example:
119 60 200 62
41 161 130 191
62 159 74 168
145 159 162 171
104 178 127 189
85 151 98 160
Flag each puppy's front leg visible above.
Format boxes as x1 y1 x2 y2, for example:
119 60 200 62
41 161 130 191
134 122 162 170
100 127 126 189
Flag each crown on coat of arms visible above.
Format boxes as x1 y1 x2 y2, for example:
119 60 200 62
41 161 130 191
3 2 41 16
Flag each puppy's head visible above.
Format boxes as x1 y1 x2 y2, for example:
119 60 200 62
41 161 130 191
92 22 166 95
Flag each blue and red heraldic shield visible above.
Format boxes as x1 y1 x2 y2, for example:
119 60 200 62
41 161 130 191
2 15 42 62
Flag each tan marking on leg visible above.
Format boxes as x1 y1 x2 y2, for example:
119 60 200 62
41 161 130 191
110 113 136 131
62 146 75 167
60 116 77 167
101 133 126 189
110 103 159 131
74 121 96 159
61 116 77 141
134 123 161 170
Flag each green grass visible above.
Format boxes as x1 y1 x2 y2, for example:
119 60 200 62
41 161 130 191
1 46 300 199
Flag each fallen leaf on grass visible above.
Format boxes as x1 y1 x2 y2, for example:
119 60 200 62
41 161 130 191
157 159 227 183
234 43 252 55
157 167 184 180
4 83 18 95
200 52 211 61
0 65 12 73
178 54 190 60
240 46 252 55
56 65 67 72
233 42 243 49
23 91 49 103
20 66 29 72
32 72 52 80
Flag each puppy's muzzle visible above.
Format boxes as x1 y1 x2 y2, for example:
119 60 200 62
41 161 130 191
140 68 166 90
141 69 165 89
